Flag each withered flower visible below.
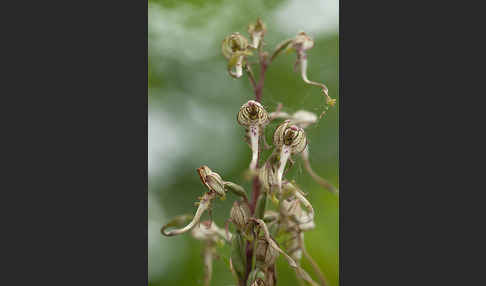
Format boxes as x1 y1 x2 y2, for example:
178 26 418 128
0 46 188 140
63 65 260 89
248 18 266 49
222 33 252 78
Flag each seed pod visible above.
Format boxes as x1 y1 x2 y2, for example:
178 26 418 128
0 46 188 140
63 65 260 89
237 100 269 127
230 200 251 230
273 120 307 154
255 238 280 267
197 165 226 198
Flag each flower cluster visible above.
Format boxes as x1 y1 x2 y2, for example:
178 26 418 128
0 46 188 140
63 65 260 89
161 18 337 286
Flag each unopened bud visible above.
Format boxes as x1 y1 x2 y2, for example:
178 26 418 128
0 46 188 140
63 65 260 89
230 200 250 230
255 238 280 267
237 100 269 127
197 165 226 198
292 32 314 51
273 120 307 154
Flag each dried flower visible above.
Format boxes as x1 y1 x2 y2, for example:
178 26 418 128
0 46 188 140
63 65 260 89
222 33 252 78
248 18 266 49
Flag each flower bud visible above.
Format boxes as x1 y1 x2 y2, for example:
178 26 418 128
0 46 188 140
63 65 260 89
255 238 280 267
230 200 250 230
237 100 269 127
292 32 314 51
197 165 226 198
273 120 307 154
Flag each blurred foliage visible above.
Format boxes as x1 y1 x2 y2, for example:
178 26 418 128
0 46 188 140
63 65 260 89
149 0 338 285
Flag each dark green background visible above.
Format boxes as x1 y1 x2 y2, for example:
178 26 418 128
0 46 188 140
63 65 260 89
149 0 338 285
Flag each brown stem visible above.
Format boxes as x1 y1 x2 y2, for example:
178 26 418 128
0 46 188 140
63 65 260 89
254 58 267 103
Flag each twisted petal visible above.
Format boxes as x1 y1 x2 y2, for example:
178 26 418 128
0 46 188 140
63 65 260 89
161 192 216 237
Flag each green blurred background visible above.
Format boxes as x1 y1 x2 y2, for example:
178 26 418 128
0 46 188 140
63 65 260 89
148 0 338 285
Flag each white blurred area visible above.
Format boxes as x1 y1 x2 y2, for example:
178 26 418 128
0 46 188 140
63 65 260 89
273 0 339 36
148 0 338 281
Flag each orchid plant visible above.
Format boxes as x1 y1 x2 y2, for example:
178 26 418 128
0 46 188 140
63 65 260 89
161 18 338 286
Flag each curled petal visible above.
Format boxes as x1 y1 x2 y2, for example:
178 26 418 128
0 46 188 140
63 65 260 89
161 192 216 237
